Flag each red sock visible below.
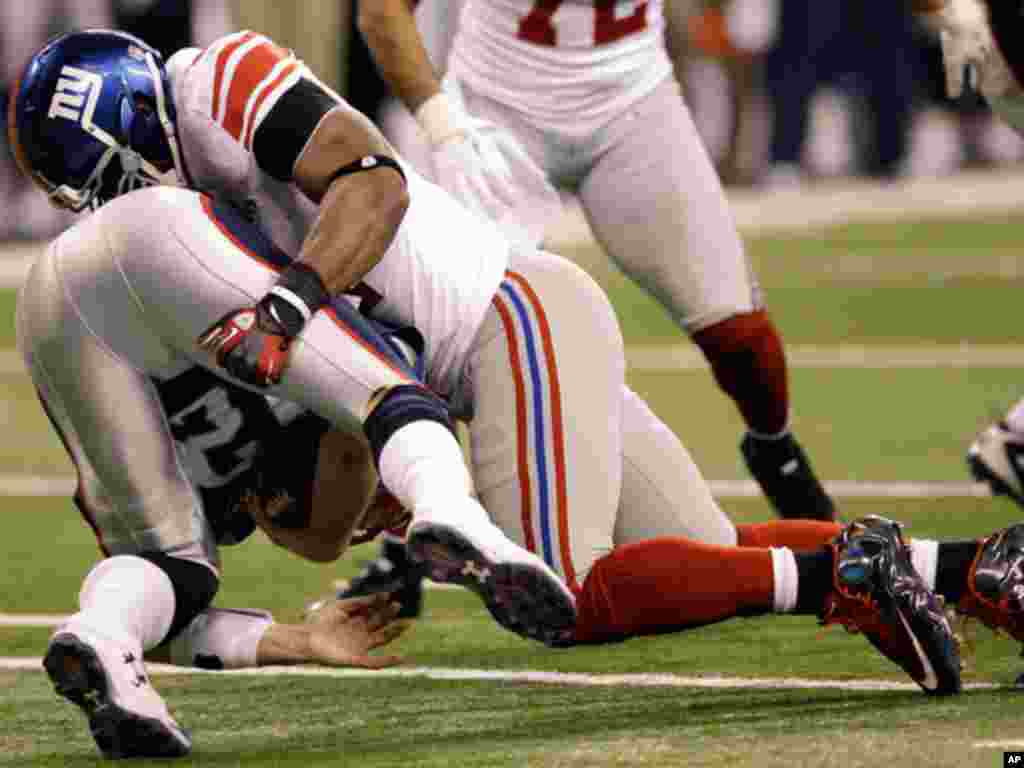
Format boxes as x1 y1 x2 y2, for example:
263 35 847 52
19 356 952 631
573 537 775 644
692 309 789 434
736 521 842 551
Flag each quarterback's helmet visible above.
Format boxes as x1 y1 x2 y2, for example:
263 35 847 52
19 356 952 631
7 29 184 212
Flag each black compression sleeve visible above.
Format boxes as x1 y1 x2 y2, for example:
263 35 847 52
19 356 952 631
252 77 338 181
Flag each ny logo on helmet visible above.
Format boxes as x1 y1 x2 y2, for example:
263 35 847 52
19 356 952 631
47 65 103 126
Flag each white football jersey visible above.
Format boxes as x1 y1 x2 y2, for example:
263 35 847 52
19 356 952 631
449 0 671 136
167 32 510 400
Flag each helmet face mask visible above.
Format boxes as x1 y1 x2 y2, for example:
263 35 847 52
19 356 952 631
8 29 184 212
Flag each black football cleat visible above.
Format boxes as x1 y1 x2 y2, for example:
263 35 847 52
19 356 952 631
967 422 1024 508
821 516 961 695
957 524 1024 647
741 432 837 521
336 534 425 619
43 627 191 759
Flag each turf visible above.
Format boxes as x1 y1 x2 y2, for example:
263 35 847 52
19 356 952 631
2 212 1024 765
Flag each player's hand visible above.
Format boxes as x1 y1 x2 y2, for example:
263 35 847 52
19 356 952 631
923 0 1001 99
197 300 292 388
303 593 408 668
417 80 559 246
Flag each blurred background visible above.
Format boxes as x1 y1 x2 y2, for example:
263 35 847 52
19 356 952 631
1 0 1022 241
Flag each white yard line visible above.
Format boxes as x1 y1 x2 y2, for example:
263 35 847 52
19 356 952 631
0 614 67 627
2 344 1024 377
974 741 1024 749
0 473 990 499
627 344 1024 371
0 655 1003 692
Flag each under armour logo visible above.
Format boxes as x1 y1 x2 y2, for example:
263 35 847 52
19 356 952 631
48 65 103 124
461 561 492 584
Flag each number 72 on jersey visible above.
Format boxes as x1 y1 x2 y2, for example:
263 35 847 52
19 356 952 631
517 0 649 46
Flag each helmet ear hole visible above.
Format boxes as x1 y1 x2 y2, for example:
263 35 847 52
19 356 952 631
123 92 173 172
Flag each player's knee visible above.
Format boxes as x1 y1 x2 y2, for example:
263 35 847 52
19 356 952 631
362 384 455 466
138 551 220 643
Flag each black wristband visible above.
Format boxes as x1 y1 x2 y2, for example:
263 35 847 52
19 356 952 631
326 155 406 187
265 263 330 337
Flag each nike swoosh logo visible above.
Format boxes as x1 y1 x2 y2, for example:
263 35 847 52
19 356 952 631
220 327 240 347
897 607 940 691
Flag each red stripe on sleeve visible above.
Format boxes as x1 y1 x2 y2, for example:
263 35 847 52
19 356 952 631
242 61 299 150
222 40 293 142
211 32 256 124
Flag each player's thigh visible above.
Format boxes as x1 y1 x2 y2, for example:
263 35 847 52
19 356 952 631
17 246 219 568
111 189 412 428
468 247 624 589
579 77 759 332
614 386 737 547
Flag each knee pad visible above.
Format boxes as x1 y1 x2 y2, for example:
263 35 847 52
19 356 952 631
138 552 220 643
363 384 455 466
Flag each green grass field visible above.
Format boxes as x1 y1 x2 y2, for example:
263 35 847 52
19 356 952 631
2 212 1024 766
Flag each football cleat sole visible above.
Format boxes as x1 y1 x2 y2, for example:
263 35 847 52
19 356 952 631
406 521 577 647
44 633 191 759
967 450 1024 507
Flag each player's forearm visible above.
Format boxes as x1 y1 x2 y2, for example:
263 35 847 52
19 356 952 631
254 622 316 665
292 108 410 294
358 0 441 112
295 168 408 294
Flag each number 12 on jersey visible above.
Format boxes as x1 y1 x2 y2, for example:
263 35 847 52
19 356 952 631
517 1 649 46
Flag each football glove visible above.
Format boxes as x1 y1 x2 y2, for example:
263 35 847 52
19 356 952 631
198 301 292 388
198 263 329 389
924 0 1011 99
417 79 559 246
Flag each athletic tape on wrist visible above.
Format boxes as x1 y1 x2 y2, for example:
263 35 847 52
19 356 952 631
414 92 463 145
267 263 330 337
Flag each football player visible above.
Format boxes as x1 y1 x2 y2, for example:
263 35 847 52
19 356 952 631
9 29 576 758
910 0 1024 506
10 28 965 757
357 0 837 521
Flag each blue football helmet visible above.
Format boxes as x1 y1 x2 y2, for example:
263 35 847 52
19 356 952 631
8 29 184 212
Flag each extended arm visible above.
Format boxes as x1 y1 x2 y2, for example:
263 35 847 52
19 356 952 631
151 596 408 670
358 0 440 114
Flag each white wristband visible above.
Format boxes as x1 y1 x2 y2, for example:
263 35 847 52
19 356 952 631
414 91 464 146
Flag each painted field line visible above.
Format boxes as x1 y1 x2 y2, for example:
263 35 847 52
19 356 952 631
2 345 1024 378
0 473 991 499
0 613 66 627
970 741 1024 749
627 343 1024 371
711 480 991 498
0 656 1003 692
